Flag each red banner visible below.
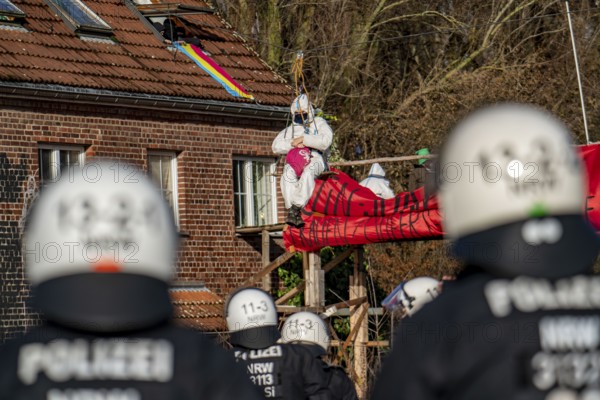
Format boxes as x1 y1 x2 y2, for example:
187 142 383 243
283 143 600 252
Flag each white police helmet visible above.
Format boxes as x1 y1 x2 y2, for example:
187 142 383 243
438 103 599 277
24 160 178 332
399 277 441 317
280 311 330 354
225 287 280 349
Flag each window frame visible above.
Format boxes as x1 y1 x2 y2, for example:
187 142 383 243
45 0 113 36
38 144 85 187
233 157 277 228
147 151 179 226
0 0 26 22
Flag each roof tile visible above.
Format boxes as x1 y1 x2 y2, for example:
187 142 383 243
170 287 226 332
0 0 291 105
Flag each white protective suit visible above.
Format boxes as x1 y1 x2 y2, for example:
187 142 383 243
272 95 333 209
359 163 395 199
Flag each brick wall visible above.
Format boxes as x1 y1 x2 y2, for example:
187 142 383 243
0 99 288 340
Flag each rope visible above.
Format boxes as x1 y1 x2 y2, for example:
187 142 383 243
291 50 308 98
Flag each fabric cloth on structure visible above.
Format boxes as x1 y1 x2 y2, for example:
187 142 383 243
232 343 332 400
0 322 263 400
359 163 395 199
280 157 326 209
272 96 333 209
371 267 600 400
286 147 313 178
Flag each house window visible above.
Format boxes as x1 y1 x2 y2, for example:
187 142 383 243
47 0 112 35
233 158 277 228
148 152 179 224
0 0 26 22
38 144 85 187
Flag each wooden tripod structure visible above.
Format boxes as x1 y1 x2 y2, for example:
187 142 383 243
236 225 386 398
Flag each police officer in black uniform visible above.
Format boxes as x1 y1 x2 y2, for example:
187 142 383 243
281 311 358 400
225 288 332 399
0 161 263 400
372 103 600 400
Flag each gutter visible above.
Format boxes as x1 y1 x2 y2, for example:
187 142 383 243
0 81 290 122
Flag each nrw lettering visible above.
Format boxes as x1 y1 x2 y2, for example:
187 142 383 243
247 362 274 374
540 316 600 351
18 339 174 384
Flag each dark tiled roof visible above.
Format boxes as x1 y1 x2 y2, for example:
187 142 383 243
0 0 291 106
170 286 226 332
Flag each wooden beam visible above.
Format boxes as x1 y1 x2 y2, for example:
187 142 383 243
329 154 436 167
262 230 271 291
342 303 369 350
323 246 356 273
275 247 356 305
306 252 324 307
235 223 286 234
349 248 368 399
327 296 367 311
276 305 321 314
276 282 306 305
331 340 389 347
241 251 295 287
276 297 367 314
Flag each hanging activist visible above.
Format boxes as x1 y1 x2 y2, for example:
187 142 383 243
272 53 333 228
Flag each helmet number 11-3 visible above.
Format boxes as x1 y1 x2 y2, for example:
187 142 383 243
241 301 269 315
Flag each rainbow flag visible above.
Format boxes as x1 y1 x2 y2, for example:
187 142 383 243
174 42 254 100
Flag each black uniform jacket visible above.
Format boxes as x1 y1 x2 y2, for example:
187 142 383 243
233 343 332 400
372 268 600 400
0 321 264 400
326 365 357 400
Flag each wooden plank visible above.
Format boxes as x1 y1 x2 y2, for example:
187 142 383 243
323 246 356 273
241 251 295 287
329 154 436 167
262 230 271 291
343 303 369 350
276 296 367 314
276 305 322 314
275 281 306 305
235 223 286 234
306 252 324 307
349 248 368 400
327 296 367 311
276 247 355 305
331 340 389 347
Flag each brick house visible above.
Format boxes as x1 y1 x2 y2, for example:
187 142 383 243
0 0 292 339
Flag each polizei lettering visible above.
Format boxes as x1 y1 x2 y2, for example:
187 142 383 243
18 339 174 384
47 388 141 400
484 275 600 317
234 345 283 360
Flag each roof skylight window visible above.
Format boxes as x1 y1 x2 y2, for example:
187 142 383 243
0 0 26 22
47 0 112 35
